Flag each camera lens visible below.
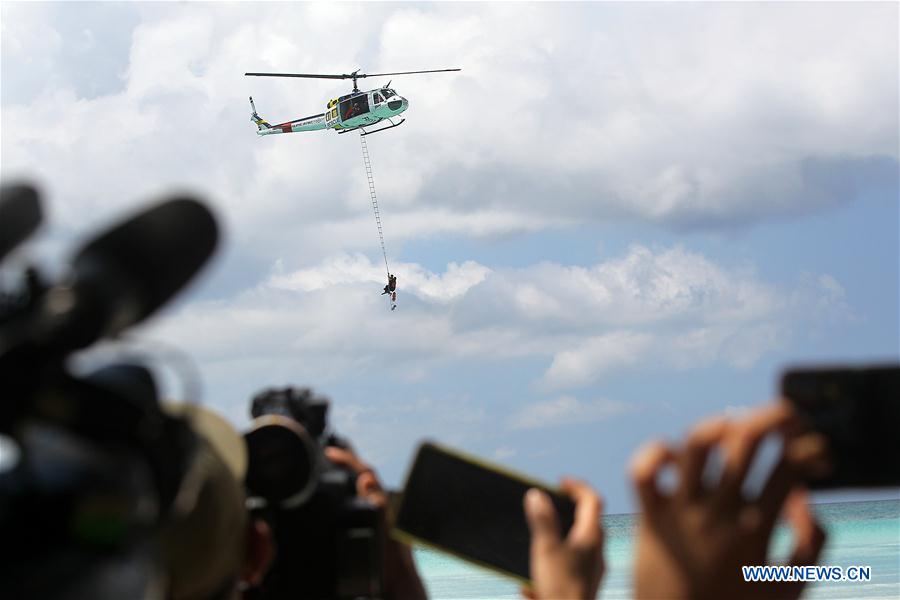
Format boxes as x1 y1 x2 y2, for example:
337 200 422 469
244 415 318 507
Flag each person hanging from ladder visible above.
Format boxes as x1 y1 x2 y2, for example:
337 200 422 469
381 273 398 310
381 273 397 296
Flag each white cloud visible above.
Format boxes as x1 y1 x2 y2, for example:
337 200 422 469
508 395 631 430
541 332 654 389
456 244 780 334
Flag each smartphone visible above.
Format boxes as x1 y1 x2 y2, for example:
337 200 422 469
392 441 576 584
781 364 900 489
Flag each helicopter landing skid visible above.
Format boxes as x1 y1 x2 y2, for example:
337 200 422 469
360 118 405 136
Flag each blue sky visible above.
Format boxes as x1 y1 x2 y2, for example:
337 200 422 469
1 2 897 514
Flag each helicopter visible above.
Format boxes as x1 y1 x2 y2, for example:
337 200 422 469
245 68 460 136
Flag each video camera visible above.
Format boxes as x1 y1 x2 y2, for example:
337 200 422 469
0 182 219 599
243 387 383 600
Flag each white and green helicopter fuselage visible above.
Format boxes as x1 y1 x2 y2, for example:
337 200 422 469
251 88 409 136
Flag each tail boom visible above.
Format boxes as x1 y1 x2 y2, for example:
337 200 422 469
249 97 327 136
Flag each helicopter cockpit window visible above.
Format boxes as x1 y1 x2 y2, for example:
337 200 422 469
339 96 370 120
374 93 384 104
382 89 395 99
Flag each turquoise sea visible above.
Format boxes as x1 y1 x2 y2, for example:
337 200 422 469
413 499 900 599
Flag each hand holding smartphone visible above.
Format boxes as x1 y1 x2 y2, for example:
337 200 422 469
392 441 577 584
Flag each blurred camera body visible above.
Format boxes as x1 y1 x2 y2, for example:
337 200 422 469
244 387 383 600
1 183 221 599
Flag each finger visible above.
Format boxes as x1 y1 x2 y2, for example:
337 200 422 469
629 440 676 511
718 404 796 505
678 416 728 501
324 445 362 469
357 470 384 494
325 446 375 477
784 489 827 567
755 459 794 531
357 470 388 508
524 488 561 552
758 489 828 599
776 397 807 435
784 433 832 480
519 586 537 600
756 433 829 525
559 477 603 547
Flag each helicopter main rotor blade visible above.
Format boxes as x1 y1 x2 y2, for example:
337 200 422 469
244 68 460 79
364 68 461 77
244 73 353 79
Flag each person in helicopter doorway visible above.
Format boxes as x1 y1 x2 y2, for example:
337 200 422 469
382 273 397 296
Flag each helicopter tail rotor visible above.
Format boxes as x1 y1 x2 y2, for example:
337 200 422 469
249 96 271 132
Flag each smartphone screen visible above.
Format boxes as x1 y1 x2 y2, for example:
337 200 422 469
393 441 576 583
781 364 900 488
